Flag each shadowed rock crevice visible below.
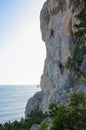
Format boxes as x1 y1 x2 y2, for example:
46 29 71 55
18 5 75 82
58 62 64 75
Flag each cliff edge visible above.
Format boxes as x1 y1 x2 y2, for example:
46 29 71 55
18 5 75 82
25 0 86 117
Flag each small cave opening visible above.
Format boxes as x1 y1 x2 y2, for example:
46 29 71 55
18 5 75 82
58 62 64 75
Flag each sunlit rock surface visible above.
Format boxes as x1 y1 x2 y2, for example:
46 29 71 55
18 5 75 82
25 0 86 116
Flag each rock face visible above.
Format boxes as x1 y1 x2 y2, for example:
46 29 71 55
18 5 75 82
25 91 44 117
25 0 86 116
80 55 86 75
30 124 39 130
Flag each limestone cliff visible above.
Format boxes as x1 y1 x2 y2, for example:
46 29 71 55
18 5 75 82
25 0 86 116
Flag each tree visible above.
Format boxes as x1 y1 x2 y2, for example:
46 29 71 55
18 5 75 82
67 0 86 76
74 0 86 39
50 93 86 130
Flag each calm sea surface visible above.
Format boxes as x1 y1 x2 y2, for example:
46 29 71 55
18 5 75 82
0 85 40 124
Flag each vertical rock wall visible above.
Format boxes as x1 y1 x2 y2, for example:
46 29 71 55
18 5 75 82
40 0 85 112
25 0 85 116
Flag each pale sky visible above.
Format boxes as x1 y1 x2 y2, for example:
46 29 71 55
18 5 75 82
0 0 46 85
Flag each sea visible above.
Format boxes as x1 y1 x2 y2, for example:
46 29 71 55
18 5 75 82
0 85 40 124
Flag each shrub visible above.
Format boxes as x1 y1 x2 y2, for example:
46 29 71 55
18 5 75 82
50 93 86 130
66 0 86 77
66 37 86 76
49 103 58 117
39 122 48 130
0 109 47 130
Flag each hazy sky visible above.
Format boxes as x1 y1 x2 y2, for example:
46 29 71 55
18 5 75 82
0 0 46 85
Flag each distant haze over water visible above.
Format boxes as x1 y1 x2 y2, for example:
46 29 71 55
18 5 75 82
0 85 40 124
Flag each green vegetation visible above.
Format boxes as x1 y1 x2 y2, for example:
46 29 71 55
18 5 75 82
50 93 86 130
49 103 58 118
0 109 47 130
0 93 86 130
39 122 48 130
0 2 86 130
66 0 86 76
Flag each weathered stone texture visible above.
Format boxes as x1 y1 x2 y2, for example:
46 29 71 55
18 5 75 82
30 124 39 130
25 0 86 116
39 0 86 112
80 55 86 75
25 91 44 117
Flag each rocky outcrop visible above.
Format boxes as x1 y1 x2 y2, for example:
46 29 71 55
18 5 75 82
25 0 86 116
30 124 39 130
25 91 44 117
80 55 86 75
39 0 86 112
39 117 53 130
